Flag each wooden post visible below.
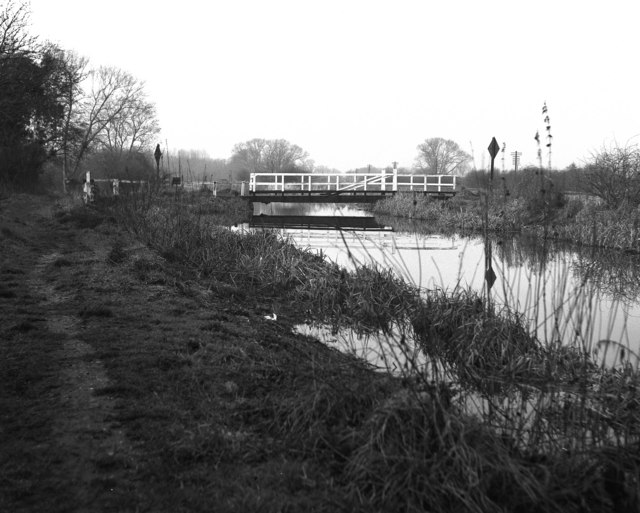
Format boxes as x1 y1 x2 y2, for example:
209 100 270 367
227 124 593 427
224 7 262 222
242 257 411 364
393 168 398 192
83 171 92 204
213 181 217 197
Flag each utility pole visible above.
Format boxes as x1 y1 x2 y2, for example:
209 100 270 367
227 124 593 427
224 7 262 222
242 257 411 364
511 151 521 172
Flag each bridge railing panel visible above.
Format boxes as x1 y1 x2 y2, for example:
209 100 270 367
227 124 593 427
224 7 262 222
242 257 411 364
395 174 456 193
249 172 456 194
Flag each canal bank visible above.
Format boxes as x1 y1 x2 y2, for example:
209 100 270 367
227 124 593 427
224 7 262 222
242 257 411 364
2 192 638 512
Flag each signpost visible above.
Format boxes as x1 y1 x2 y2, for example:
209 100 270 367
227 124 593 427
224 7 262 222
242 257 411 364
488 137 499 180
484 138 499 300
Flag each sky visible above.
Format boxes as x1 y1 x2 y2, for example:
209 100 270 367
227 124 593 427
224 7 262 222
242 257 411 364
28 0 640 172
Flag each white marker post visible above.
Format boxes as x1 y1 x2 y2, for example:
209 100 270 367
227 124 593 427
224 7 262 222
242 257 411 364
83 171 92 204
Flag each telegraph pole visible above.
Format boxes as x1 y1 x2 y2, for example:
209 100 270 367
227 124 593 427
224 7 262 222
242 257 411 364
511 151 521 172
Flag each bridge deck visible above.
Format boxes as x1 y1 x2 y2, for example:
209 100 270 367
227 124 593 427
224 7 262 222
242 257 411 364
246 190 456 203
248 190 393 203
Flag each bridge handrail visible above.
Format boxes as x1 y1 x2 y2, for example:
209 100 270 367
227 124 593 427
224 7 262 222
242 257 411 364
249 172 456 193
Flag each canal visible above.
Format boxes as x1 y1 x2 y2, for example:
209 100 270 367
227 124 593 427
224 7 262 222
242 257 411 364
250 202 640 369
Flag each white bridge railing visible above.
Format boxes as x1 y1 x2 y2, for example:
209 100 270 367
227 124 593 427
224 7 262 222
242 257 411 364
247 171 456 194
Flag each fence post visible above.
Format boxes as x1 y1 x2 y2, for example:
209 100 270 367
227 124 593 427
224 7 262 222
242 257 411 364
213 181 217 197
393 169 398 192
381 168 386 191
83 171 93 204
241 181 247 196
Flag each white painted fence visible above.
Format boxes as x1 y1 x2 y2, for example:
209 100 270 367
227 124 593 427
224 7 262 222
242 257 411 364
247 171 456 194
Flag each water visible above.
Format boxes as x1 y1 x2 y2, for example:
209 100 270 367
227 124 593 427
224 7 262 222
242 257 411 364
251 202 640 367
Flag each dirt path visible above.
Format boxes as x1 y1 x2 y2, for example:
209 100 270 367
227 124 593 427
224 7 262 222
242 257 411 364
1 195 143 511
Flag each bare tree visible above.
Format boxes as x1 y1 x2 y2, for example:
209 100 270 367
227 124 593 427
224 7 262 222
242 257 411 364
230 138 268 174
66 66 159 178
1 3 159 187
0 0 36 56
415 137 471 175
101 94 159 156
263 139 310 173
230 138 310 174
44 47 89 190
584 143 640 207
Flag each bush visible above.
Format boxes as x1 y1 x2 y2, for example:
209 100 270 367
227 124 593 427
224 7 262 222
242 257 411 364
583 144 640 208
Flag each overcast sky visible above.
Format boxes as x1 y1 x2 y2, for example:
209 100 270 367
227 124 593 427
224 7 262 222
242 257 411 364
29 0 640 171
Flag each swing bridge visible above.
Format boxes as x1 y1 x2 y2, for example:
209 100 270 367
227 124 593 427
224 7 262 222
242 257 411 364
241 170 457 203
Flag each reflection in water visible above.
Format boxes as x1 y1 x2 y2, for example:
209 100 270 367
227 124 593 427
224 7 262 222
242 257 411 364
572 249 640 302
249 203 640 366
250 214 390 231
295 324 426 374
253 202 371 217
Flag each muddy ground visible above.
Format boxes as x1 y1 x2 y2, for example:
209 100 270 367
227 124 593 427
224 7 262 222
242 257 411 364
0 194 390 512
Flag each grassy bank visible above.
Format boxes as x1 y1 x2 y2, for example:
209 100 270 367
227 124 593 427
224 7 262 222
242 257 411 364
372 187 640 253
97 190 640 512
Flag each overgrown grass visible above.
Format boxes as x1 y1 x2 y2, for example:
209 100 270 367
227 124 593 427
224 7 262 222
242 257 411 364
374 187 640 253
101 188 640 512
